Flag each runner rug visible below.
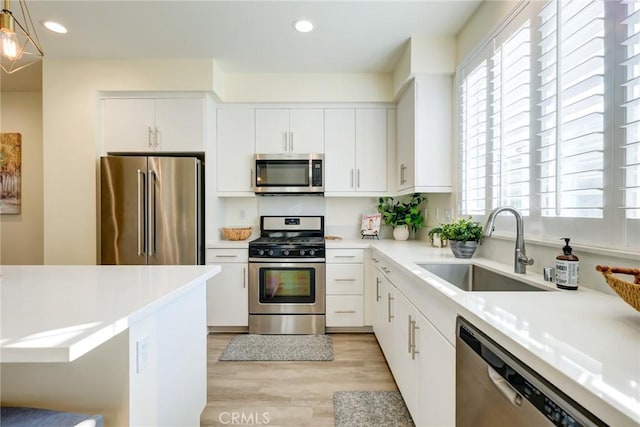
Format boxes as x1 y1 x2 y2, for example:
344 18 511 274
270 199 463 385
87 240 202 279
333 391 415 427
218 334 334 361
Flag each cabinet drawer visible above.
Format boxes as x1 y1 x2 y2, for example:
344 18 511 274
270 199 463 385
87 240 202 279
326 264 364 294
206 249 248 263
326 249 364 263
326 295 364 327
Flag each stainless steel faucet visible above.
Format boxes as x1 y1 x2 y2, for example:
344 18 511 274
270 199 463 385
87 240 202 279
483 207 534 274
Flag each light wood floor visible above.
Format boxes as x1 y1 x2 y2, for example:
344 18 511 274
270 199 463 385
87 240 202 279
201 333 398 427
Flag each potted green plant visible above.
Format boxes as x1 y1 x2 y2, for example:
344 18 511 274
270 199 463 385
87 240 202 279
427 226 448 248
439 216 483 258
377 193 426 240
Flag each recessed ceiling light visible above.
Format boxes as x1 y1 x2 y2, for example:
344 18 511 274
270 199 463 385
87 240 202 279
41 20 68 34
293 19 314 33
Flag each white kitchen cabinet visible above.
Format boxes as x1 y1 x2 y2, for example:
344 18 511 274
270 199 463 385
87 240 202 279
101 97 205 153
326 249 364 328
324 108 387 194
396 75 452 194
255 108 324 154
206 249 248 328
216 108 255 194
371 251 455 426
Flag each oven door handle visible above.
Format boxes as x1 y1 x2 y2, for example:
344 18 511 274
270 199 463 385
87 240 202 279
249 257 326 263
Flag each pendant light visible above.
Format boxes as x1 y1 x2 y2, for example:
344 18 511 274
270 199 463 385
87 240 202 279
0 0 43 74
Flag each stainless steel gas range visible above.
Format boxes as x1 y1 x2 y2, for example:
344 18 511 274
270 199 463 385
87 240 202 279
248 216 326 335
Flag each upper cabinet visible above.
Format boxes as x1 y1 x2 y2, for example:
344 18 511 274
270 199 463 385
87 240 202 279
101 96 206 153
255 108 324 154
216 108 255 195
396 75 452 194
325 108 388 194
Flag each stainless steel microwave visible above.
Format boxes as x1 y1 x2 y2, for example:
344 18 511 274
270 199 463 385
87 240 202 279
254 153 324 195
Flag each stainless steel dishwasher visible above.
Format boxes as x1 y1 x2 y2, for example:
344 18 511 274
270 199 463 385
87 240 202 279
456 317 607 427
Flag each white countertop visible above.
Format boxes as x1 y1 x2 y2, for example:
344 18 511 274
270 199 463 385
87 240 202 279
360 240 640 426
0 265 221 363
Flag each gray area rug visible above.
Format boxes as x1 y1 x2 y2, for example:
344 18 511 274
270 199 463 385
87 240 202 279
333 391 415 427
218 334 334 361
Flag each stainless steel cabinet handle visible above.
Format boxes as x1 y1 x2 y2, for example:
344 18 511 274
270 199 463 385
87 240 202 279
290 131 294 152
283 132 288 152
387 293 394 322
382 267 391 273
407 315 413 353
488 366 522 407
372 257 379 263
334 278 356 282
411 318 420 360
250 169 254 188
215 255 238 258
357 169 360 188
335 255 356 258
154 126 159 148
351 169 355 188
335 310 357 314
137 169 145 256
376 277 381 302
148 127 153 148
243 266 246 289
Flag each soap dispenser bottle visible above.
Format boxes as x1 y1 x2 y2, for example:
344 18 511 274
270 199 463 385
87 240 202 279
555 238 579 290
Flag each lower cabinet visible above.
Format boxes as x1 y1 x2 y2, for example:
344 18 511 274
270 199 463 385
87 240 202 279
326 249 364 327
206 249 248 328
372 253 455 426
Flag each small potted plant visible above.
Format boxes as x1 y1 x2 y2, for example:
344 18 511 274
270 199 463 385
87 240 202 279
428 226 448 248
377 193 426 240
439 216 483 258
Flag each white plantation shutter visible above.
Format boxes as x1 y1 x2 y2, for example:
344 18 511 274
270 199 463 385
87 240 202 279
537 0 605 218
491 21 531 214
456 0 638 250
459 60 488 216
622 0 640 219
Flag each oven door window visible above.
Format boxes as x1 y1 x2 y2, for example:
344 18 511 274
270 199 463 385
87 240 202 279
255 160 310 187
259 267 315 304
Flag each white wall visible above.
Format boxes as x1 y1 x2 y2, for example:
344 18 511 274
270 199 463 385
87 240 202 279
0 91 43 264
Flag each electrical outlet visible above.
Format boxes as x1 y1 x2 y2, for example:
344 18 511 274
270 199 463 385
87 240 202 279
136 336 150 374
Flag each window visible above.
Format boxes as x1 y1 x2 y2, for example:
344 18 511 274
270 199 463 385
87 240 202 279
457 0 638 250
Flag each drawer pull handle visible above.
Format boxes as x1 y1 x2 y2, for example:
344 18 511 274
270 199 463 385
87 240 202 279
334 255 357 258
215 255 238 258
334 278 356 282
335 310 357 314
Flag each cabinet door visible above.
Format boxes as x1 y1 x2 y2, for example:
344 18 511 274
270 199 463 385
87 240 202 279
255 109 289 154
324 109 356 192
413 312 455 427
154 98 205 152
326 263 363 294
289 109 324 153
392 292 417 414
217 108 255 193
355 109 387 192
207 263 248 327
101 98 155 152
396 82 416 192
326 295 364 327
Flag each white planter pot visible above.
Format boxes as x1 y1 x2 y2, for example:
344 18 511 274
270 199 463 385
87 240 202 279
393 225 410 241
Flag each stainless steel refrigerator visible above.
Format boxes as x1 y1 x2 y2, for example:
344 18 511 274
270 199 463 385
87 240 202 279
100 155 204 265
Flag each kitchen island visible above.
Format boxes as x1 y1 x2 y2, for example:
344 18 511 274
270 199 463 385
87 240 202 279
0 265 221 426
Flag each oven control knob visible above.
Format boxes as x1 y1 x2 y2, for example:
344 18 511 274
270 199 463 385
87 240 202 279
299 249 305 256
268 249 274 256
309 249 315 256
258 249 264 256
283 249 290 256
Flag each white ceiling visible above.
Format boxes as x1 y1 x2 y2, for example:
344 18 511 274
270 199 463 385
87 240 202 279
2 0 482 90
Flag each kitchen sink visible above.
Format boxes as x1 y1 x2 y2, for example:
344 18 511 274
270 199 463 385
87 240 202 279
418 263 549 292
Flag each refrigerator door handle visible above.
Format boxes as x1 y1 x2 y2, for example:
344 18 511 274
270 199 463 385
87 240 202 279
148 169 157 257
137 169 146 256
